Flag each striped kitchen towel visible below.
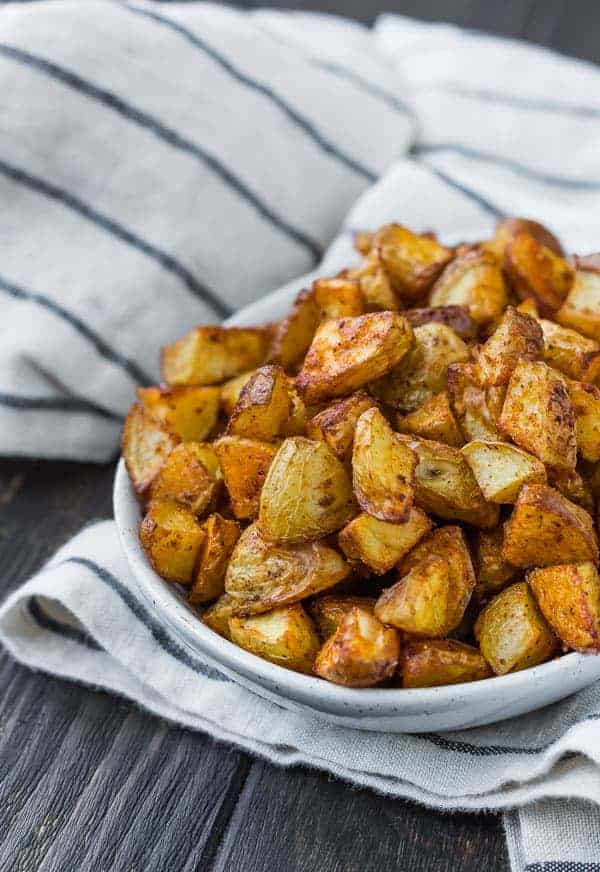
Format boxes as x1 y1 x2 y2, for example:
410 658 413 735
2 3 600 871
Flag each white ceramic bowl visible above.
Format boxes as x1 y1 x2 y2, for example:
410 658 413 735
113 285 600 732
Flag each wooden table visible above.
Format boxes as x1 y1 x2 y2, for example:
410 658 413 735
1 1 597 869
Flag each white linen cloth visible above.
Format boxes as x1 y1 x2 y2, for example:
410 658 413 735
2 3 600 869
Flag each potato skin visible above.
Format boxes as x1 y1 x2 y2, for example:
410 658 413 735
374 224 453 300
306 392 375 461
401 640 492 688
296 312 414 404
214 436 277 520
528 562 600 652
229 604 321 674
352 408 416 523
268 287 320 370
139 500 205 585
220 370 255 417
487 217 564 259
396 392 464 448
461 440 547 504
225 523 350 615
430 249 508 327
203 593 238 640
137 385 220 442
314 607 400 687
557 265 600 342
150 442 221 517
313 276 364 321
227 365 292 442
338 508 431 575
504 231 574 316
259 437 356 543
502 484 599 568
475 307 543 387
537 318 600 383
162 326 270 386
189 513 241 605
475 582 557 675
403 305 477 340
473 527 517 603
346 252 400 311
122 403 179 500
569 381 600 463
311 596 376 640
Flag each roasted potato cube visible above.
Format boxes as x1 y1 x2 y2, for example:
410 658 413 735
122 403 179 499
352 408 417 522
353 231 374 256
570 381 600 462
225 523 350 615
504 231 574 316
220 370 255 417
430 249 508 327
373 322 469 413
282 380 308 436
397 434 499 528
311 595 376 640
502 484 599 567
306 392 375 460
487 217 564 259
229 604 321 674
202 593 237 640
227 365 292 442
259 437 356 543
401 640 492 688
338 508 431 574
295 312 414 405
189 513 241 604
546 467 595 513
461 440 546 503
374 555 455 637
346 253 399 311
474 308 543 386
373 224 453 300
313 276 364 321
499 361 577 469
557 262 600 342
137 385 220 442
403 305 477 341
473 527 517 602
538 318 600 383
150 442 221 516
314 606 400 687
528 562 600 652
475 582 557 675
399 525 476 631
139 500 205 585
162 326 270 386
268 287 320 370
447 363 505 442
214 436 277 519
396 392 464 447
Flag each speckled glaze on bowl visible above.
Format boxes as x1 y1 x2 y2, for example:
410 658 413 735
113 285 600 733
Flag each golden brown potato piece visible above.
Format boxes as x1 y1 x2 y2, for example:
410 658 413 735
311 595 376 640
225 523 350 615
338 508 431 574
314 606 400 687
220 370 255 417
313 276 364 321
461 440 547 503
295 312 414 405
214 436 277 520
353 231 373 256
227 365 292 442
229 604 321 674
537 318 600 383
487 217 564 259
352 408 417 522
546 466 595 513
268 287 320 370
430 249 508 327
475 582 557 675
139 500 205 585
473 527 517 602
403 305 477 340
499 361 577 469
447 363 505 442
282 380 308 436
150 442 221 516
396 392 464 447
502 484 599 567
557 262 600 342
474 307 543 386
375 555 456 637
162 326 270 386
399 525 476 631
345 253 399 311
528 562 600 652
373 224 453 300
259 437 356 543
122 403 179 499
372 323 469 413
202 593 237 640
137 385 220 442
504 231 574 316
306 392 375 461
570 381 600 462
189 513 241 605
397 434 500 528
401 640 492 688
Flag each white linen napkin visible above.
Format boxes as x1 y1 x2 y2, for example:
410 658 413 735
2 3 600 869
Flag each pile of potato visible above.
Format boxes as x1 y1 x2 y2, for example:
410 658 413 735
123 219 600 689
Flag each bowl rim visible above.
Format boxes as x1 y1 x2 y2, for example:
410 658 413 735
113 456 592 715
